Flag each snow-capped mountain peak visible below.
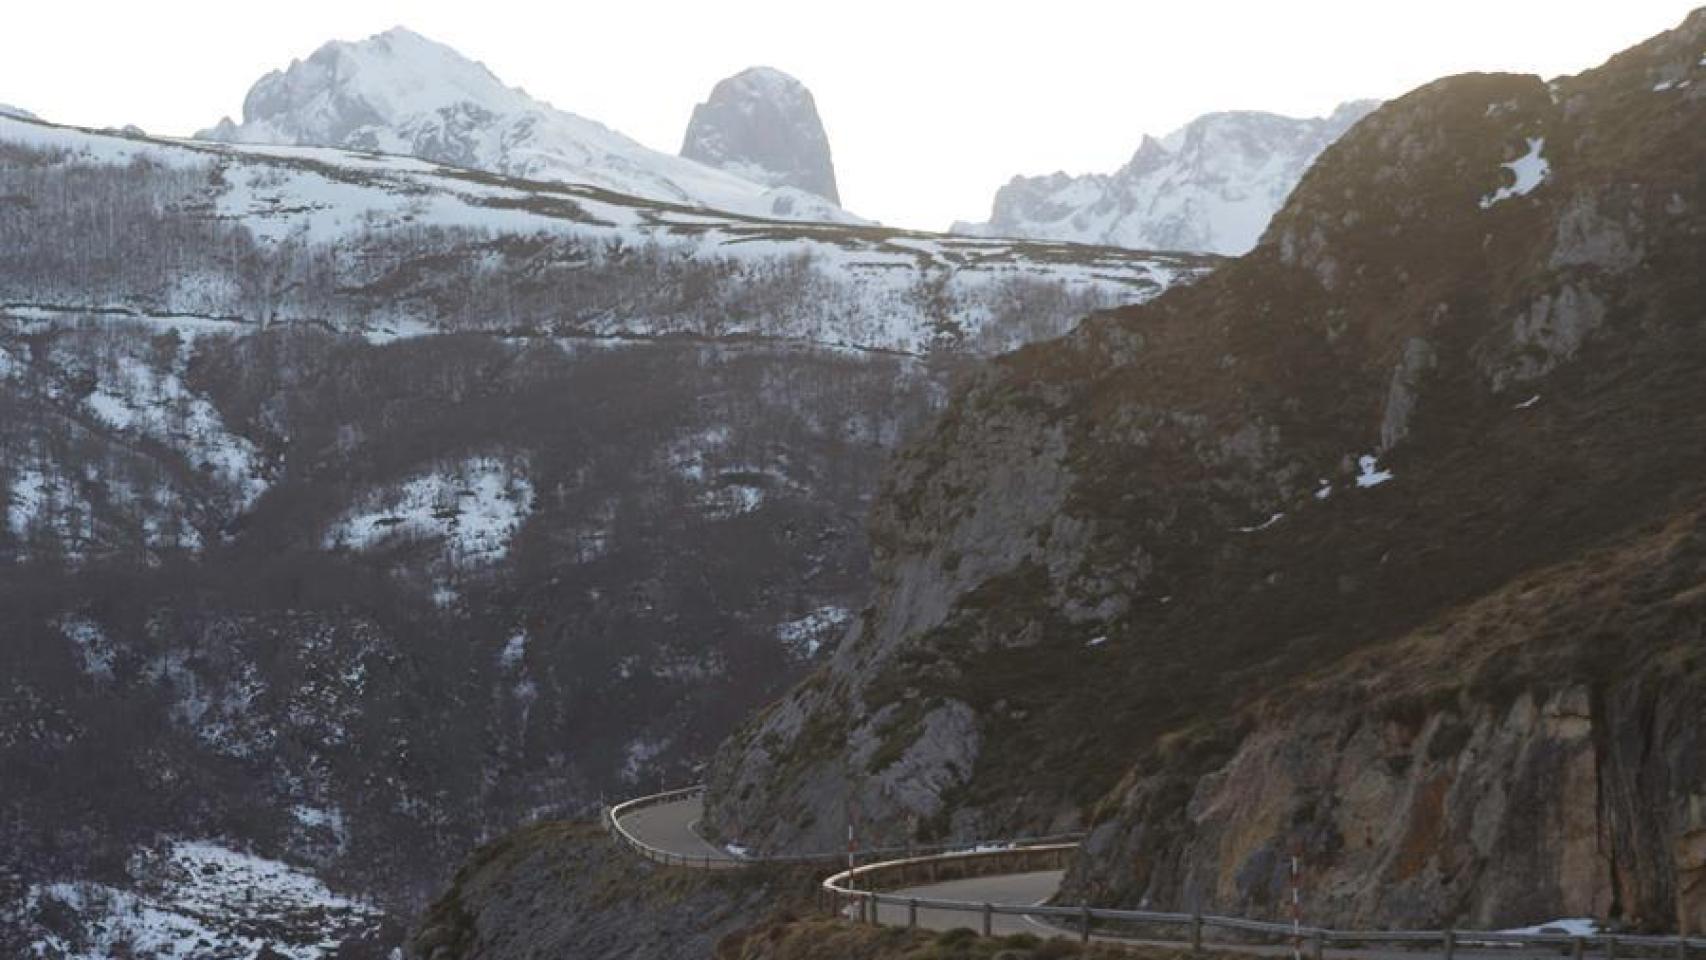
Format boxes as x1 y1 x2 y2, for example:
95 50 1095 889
200 27 859 224
954 100 1380 255
681 65 840 203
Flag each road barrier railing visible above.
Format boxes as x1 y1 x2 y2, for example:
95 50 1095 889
611 787 1704 958
606 784 1082 870
819 844 1706 958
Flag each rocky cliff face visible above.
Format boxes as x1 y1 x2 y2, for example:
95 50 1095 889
952 101 1377 254
681 67 840 205
1067 506 1706 931
704 8 1706 932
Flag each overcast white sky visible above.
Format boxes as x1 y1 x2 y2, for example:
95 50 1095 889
3 2 1697 229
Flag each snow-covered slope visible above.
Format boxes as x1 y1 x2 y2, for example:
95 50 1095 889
198 27 858 224
2 112 1212 356
954 101 1380 255
0 103 36 121
681 66 840 203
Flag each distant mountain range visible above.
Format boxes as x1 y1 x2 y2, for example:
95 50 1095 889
954 101 1379 255
198 27 856 224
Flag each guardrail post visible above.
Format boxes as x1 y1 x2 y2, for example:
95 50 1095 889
1191 912 1204 954
868 895 879 926
1311 930 1324 960
983 902 993 938
1444 928 1455 960
1676 936 1687 960
1081 905 1092 944
1608 936 1620 960
909 899 918 930
1572 937 1585 960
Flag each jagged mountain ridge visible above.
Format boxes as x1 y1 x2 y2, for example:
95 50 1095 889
198 27 855 224
953 100 1378 254
681 66 840 204
704 7 1706 933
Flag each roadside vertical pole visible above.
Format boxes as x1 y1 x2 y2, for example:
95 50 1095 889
1444 928 1456 960
1291 846 1303 960
846 802 859 907
1609 936 1620 960
982 902 993 937
909 898 918 930
1573 937 1586 960
1190 912 1204 954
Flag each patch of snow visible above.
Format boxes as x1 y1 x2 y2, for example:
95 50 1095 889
55 615 117 680
724 843 753 859
1480 137 1550 209
27 840 380 960
775 605 852 658
1314 481 1333 501
1356 454 1394 488
698 476 767 519
1514 394 1541 410
1236 511 1285 533
620 737 668 785
6 464 84 559
499 630 529 669
362 317 438 344
78 354 269 512
1085 635 1109 648
1498 918 1600 937
325 455 533 567
1654 80 1677 92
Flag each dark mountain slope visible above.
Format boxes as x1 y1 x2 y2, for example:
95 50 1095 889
702 7 1706 930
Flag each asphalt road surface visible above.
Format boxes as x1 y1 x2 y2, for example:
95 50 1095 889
615 795 732 863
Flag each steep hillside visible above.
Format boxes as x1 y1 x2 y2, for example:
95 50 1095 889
682 66 840 204
407 822 817 960
199 27 853 223
953 101 1376 254
704 8 1706 932
0 107 1211 955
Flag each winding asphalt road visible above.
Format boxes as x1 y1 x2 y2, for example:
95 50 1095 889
617 796 1652 960
616 794 732 863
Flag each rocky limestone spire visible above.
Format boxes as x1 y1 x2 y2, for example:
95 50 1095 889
680 66 840 204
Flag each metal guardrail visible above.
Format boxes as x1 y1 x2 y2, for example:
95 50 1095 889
609 786 1704 958
820 846 1706 958
605 784 1083 868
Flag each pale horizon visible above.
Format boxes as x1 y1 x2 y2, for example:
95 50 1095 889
4 0 1697 230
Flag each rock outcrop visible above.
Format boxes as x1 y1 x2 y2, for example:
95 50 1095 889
681 67 840 205
704 8 1706 932
1068 507 1706 931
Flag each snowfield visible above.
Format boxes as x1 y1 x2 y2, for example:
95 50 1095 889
0 112 1212 356
27 840 381 960
324 455 534 567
